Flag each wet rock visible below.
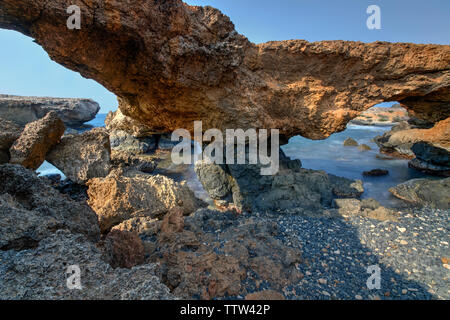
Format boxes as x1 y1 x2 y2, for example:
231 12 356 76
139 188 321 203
343 138 358 146
0 230 173 299
46 127 112 184
0 164 100 250
87 169 205 232
9 112 65 170
389 178 450 209
409 158 450 177
363 169 389 177
103 230 145 269
358 144 372 151
0 94 99 127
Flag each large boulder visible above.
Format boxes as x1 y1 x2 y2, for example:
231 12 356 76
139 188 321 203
0 1 449 139
109 130 157 154
87 169 205 232
105 109 154 138
409 142 450 176
374 118 450 158
0 230 173 300
0 164 100 250
0 94 99 127
194 149 363 213
46 127 112 184
0 117 22 164
9 111 65 170
389 178 450 209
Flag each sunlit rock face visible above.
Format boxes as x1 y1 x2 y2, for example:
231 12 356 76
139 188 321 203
0 0 449 139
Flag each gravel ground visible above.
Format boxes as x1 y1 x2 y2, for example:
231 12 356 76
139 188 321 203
273 206 449 300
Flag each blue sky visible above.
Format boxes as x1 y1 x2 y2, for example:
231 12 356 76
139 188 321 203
0 0 449 113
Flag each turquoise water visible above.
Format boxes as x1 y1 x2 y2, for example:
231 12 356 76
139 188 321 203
38 114 431 207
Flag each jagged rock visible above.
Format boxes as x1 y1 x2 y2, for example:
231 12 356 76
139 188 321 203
46 127 112 184
343 138 358 146
103 230 145 269
363 169 389 177
106 109 154 138
110 150 158 173
0 230 173 299
409 142 450 176
350 104 409 126
195 150 363 213
148 209 303 299
0 117 22 164
246 290 285 300
0 164 99 250
375 118 450 158
87 169 205 232
109 130 157 154
0 1 449 139
9 111 65 170
0 94 99 127
389 178 450 209
333 198 398 221
111 216 160 237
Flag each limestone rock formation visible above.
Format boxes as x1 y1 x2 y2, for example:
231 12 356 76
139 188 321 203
333 198 398 221
106 109 154 138
110 150 158 174
46 127 112 184
109 130 157 154
375 118 450 158
0 117 22 164
0 164 100 250
9 111 65 170
0 230 173 300
0 1 448 139
87 169 205 232
0 94 100 127
389 178 450 209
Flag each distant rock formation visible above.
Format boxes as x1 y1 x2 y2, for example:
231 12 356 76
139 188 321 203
0 94 99 127
350 104 409 126
0 0 448 139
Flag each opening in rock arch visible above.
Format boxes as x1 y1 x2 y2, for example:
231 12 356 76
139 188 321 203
281 102 433 207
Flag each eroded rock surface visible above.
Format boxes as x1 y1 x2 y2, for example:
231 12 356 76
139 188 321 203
46 127 112 184
0 94 99 127
9 111 65 170
0 117 22 164
0 164 99 250
0 230 173 300
0 1 448 139
87 169 205 232
389 178 450 209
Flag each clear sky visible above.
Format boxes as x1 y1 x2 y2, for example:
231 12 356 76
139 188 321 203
1 0 449 113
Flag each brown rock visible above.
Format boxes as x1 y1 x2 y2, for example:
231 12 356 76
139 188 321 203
46 127 111 184
0 1 449 139
111 216 160 237
106 109 154 138
246 290 285 300
160 206 185 234
104 230 145 269
9 111 65 170
87 169 205 232
0 117 22 164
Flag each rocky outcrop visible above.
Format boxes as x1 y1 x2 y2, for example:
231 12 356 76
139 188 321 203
46 128 112 184
9 111 65 170
0 164 100 250
106 109 154 138
0 1 448 139
350 104 409 126
0 230 173 299
195 150 363 212
389 178 450 209
375 118 450 158
109 130 157 154
87 169 205 232
409 142 450 176
146 208 303 299
333 198 398 221
0 94 99 127
110 150 158 174
0 117 22 164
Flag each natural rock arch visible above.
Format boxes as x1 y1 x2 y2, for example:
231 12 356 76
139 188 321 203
0 0 449 140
